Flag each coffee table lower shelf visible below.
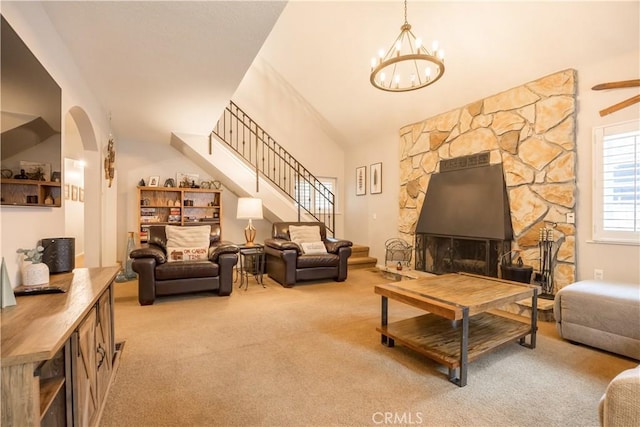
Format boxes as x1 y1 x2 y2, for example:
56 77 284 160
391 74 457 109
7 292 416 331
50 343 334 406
377 312 531 375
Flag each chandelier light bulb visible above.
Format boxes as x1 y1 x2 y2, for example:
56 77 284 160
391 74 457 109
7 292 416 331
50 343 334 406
394 74 400 84
378 49 385 58
415 38 422 49
380 72 386 82
438 49 445 60
426 67 432 79
395 40 402 51
371 57 377 69
432 40 439 52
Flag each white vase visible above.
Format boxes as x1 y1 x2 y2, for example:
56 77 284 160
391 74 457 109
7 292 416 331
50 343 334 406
22 262 50 286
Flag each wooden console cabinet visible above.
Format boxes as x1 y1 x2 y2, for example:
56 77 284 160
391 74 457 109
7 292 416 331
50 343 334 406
1 266 120 426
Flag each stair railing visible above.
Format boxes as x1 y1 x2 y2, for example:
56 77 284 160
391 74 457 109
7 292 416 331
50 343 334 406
211 101 335 235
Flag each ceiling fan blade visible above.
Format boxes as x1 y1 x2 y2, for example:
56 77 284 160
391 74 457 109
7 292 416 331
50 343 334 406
599 94 640 117
592 79 640 90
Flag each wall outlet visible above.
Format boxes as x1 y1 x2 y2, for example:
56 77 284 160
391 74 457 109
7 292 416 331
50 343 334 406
594 269 604 280
566 212 575 224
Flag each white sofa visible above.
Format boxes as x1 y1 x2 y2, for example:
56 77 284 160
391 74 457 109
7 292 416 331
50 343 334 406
554 280 640 360
598 365 640 426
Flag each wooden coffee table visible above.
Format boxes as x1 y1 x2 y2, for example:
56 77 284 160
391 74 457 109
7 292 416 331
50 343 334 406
375 272 538 387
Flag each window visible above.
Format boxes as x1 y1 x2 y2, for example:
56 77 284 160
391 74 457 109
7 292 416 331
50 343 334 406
593 120 640 244
296 176 336 213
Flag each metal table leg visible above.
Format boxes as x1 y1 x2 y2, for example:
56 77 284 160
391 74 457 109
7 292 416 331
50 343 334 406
381 296 394 347
449 307 469 387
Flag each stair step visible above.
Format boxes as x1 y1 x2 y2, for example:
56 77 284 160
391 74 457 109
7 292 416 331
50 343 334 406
348 256 378 270
351 244 370 257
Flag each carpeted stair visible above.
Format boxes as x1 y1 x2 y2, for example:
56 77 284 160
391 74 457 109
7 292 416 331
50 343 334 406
348 244 377 269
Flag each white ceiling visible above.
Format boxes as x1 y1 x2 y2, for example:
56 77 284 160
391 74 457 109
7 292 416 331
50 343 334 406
40 1 639 148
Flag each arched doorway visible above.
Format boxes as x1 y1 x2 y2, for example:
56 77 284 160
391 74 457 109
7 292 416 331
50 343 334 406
64 106 101 267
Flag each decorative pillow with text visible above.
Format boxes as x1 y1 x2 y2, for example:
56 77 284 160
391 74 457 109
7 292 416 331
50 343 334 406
166 225 211 262
300 241 328 255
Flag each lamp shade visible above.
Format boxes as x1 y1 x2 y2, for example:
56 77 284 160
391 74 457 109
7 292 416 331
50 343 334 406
236 198 263 220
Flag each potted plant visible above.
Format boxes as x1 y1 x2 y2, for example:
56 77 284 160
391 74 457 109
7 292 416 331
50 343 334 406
16 246 49 286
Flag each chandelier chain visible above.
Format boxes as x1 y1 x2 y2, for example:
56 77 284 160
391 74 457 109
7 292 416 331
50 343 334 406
404 0 408 25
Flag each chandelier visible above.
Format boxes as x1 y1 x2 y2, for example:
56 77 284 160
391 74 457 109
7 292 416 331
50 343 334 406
370 0 445 92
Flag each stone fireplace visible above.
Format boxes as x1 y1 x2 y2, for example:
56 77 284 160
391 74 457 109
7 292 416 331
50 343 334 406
399 69 577 291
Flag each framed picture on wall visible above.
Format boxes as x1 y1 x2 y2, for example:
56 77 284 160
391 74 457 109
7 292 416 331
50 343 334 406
356 166 366 196
71 185 78 201
79 187 84 202
64 184 70 200
370 162 382 194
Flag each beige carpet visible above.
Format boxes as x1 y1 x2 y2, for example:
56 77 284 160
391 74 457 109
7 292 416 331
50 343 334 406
101 269 636 427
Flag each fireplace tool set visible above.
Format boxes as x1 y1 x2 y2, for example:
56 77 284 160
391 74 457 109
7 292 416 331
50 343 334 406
535 225 556 300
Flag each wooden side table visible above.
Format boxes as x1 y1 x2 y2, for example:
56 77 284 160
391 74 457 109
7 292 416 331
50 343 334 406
237 244 266 290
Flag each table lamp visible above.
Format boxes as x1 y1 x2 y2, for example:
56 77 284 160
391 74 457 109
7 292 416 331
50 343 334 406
236 197 263 246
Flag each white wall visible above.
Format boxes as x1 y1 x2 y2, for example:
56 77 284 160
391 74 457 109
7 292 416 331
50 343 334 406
0 3 116 286
232 57 347 237
344 52 640 285
344 129 400 264
63 158 85 256
573 49 640 284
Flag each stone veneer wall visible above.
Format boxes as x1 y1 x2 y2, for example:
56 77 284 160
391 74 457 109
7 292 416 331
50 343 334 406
399 69 577 290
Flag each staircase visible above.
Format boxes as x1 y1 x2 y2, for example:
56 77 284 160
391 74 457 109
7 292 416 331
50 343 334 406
212 101 335 235
348 245 377 270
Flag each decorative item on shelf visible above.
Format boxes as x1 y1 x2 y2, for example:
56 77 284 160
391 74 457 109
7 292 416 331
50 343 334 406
44 194 54 205
105 136 116 187
1 257 17 308
14 169 28 180
237 197 263 246
138 178 146 186
177 172 199 188
164 178 175 187
201 180 222 190
396 261 403 271
51 171 61 182
26 195 38 204
16 246 49 287
148 176 159 187
370 0 445 92
115 232 137 282
1 169 13 178
20 161 51 181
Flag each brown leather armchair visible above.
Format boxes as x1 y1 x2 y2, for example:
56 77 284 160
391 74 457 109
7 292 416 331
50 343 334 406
130 224 238 305
264 222 352 287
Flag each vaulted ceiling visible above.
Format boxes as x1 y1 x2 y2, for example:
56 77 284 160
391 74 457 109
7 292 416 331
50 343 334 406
39 1 639 148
